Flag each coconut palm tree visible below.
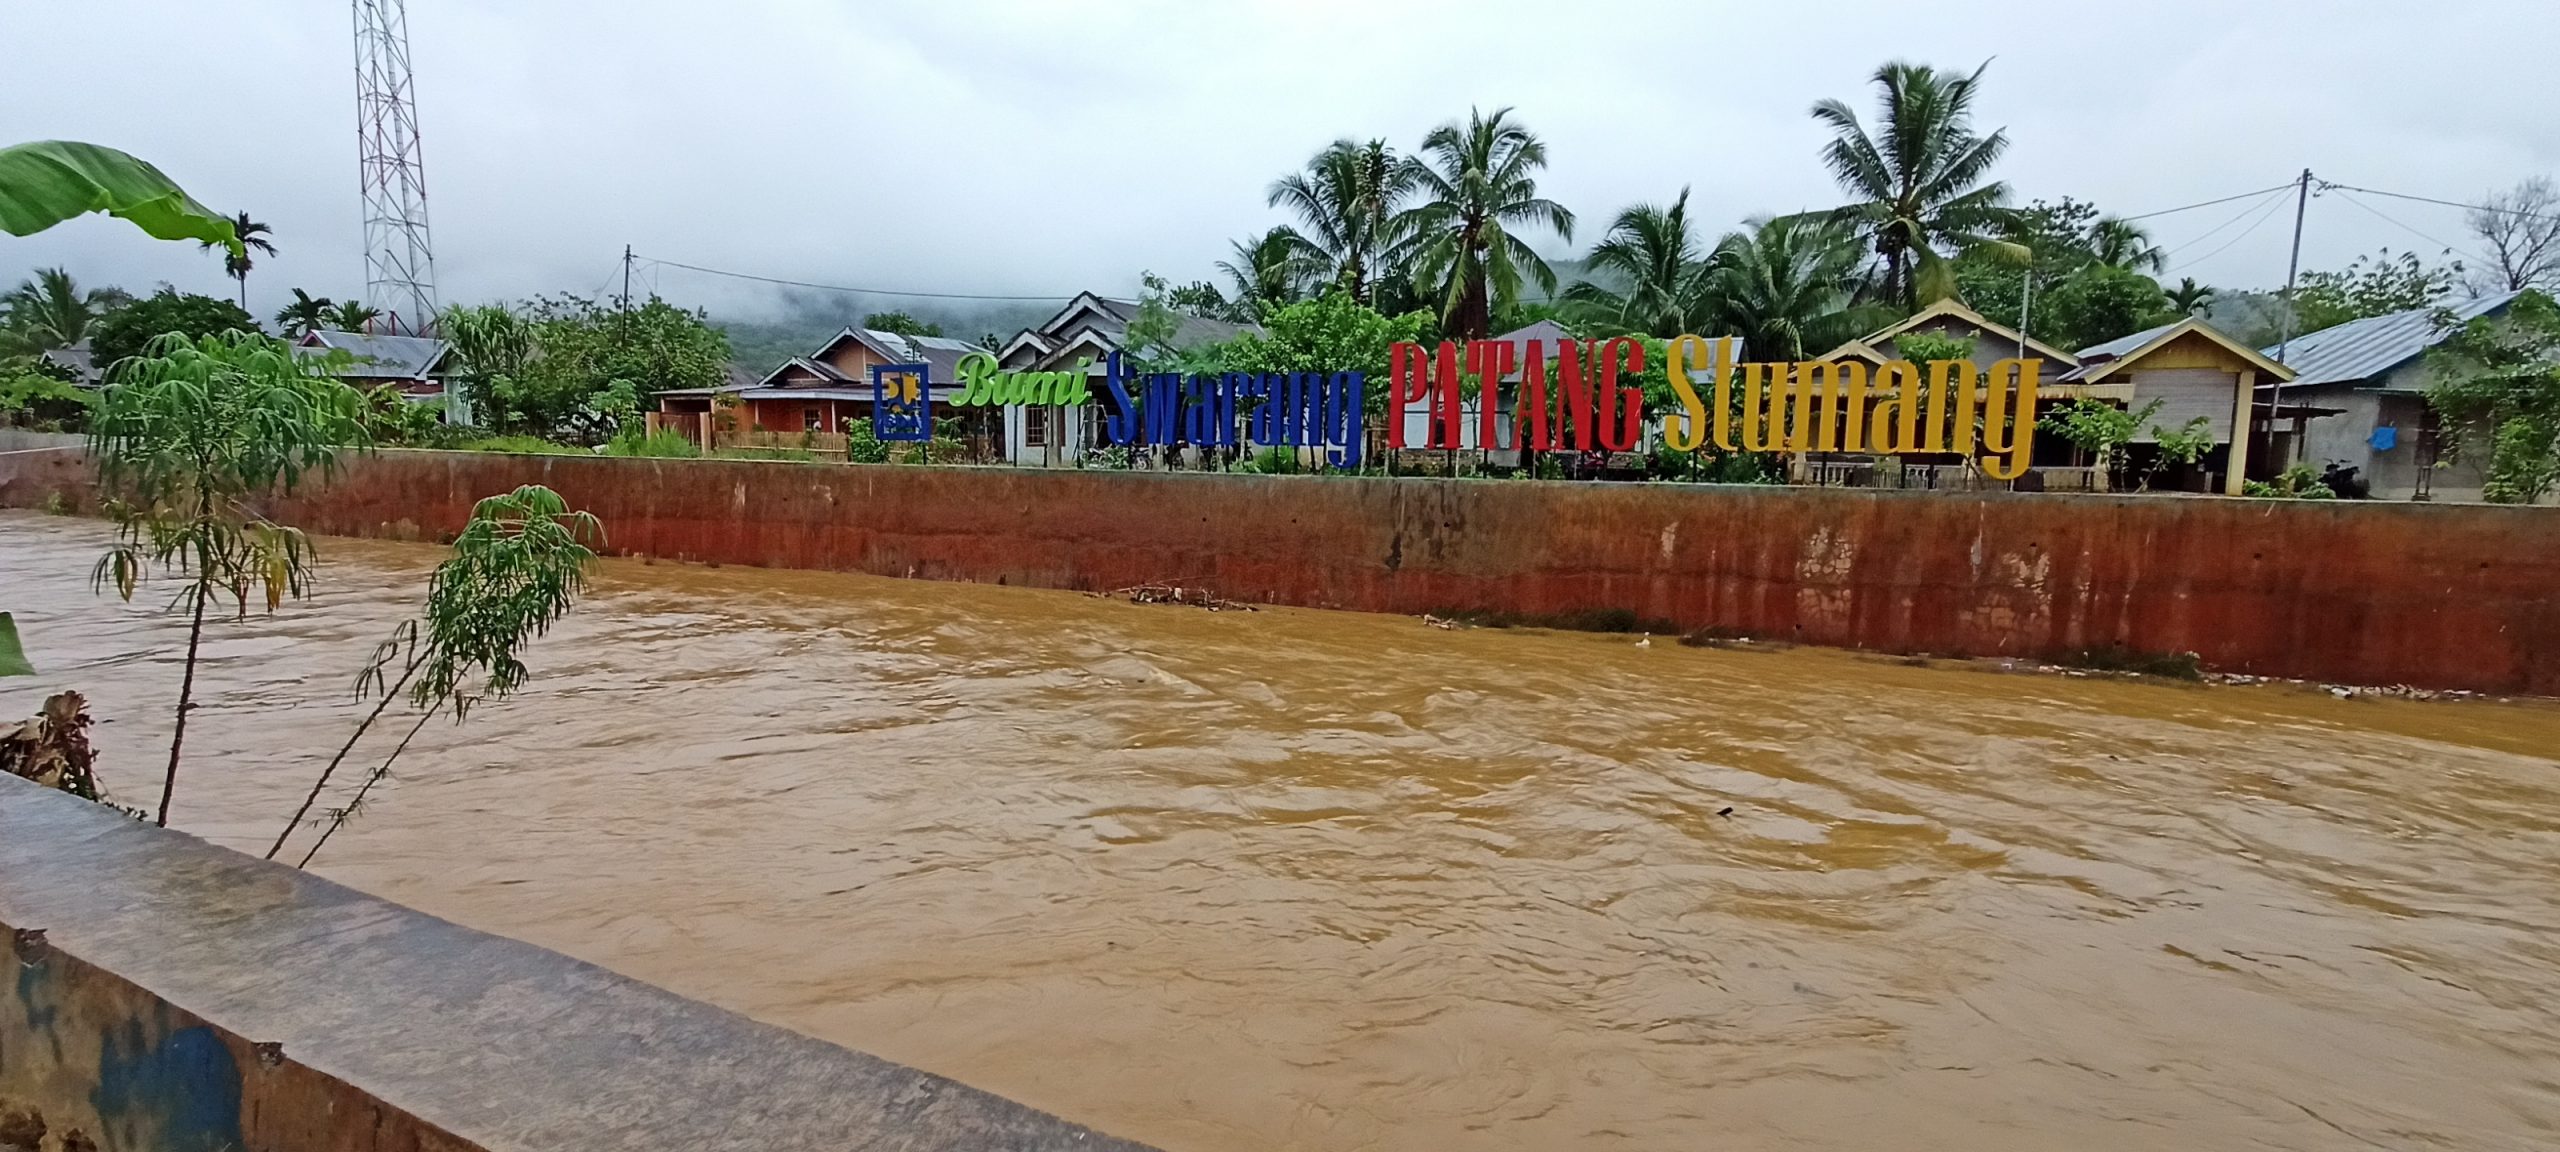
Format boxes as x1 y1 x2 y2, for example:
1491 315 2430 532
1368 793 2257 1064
273 288 336 337
328 299 381 334
1561 189 1713 337
0 267 131 353
1699 215 1885 364
2167 277 2216 316
2092 217 2167 273
1267 139 1416 305
1389 107 1576 340
1216 228 1320 323
198 211 276 308
1812 61 2022 306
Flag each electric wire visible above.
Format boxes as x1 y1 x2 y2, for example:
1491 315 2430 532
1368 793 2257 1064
2120 182 2301 221
639 256 1079 301
2327 189 2492 267
2170 192 2296 271
2320 181 2560 224
2160 187 2294 260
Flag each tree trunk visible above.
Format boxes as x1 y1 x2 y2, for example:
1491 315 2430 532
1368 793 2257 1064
268 660 416 859
155 577 211 827
298 699 441 868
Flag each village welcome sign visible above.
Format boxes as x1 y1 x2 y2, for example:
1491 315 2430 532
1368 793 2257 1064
890 338 2043 477
1386 336 2045 480
950 351 1368 467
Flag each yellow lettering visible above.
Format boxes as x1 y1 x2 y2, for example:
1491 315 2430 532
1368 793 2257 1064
1977 358 2042 481
1664 335 1709 452
1740 362 1782 452
1706 337 1740 452
1794 361 1864 453
1783 362 1818 453
1869 361 1920 454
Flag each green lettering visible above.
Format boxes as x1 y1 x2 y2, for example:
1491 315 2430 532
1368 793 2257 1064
955 352 997 406
1059 359 1094 405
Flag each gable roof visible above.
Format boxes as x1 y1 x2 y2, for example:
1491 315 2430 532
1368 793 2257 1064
299 330 453 379
2060 317 2294 385
1032 293 1130 341
998 290 1259 367
1820 299 2081 367
755 356 851 389
793 326 986 390
2266 291 2519 389
41 340 97 385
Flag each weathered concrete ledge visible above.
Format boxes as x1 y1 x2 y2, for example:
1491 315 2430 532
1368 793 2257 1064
0 774 1160 1152
6 435 2558 694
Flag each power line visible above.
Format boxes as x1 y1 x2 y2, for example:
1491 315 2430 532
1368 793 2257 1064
2121 181 2302 222
2161 187 2293 260
2170 191 2294 270
2319 181 2560 224
638 255 1080 301
2327 189 2490 266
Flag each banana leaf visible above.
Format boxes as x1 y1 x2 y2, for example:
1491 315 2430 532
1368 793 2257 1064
0 141 241 256
0 612 30 677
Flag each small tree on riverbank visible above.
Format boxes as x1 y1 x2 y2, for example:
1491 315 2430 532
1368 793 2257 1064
87 329 368 826
269 484 600 865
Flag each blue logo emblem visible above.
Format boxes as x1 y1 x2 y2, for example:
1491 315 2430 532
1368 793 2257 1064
871 363 932 442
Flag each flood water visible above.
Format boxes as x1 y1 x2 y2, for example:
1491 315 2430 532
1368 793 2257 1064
5 509 2559 1150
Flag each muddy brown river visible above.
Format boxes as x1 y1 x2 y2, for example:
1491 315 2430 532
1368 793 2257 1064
4 510 2558 1150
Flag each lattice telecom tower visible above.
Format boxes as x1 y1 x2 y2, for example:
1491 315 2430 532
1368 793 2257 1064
353 0 437 335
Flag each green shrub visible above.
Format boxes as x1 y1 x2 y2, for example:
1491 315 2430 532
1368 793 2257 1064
0 372 95 431
1239 446 1304 474
845 419 889 464
2242 462 2336 499
604 425 703 459
458 434 580 455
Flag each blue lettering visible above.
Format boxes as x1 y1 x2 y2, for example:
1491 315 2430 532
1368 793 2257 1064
1101 352 1138 445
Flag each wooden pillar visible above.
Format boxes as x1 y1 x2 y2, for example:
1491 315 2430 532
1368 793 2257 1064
2226 369 2255 495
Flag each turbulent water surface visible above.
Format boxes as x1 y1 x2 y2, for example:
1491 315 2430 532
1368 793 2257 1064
4 510 2558 1151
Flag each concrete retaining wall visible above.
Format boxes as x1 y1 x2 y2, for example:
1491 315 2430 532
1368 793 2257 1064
0 774 1159 1152
5 443 2557 694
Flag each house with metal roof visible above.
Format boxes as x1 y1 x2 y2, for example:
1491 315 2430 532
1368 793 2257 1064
295 329 462 421
991 292 1257 467
2056 317 2298 495
40 341 99 387
2270 291 2519 500
1820 299 2082 373
654 326 993 456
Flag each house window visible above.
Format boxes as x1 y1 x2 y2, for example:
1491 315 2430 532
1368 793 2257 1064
1025 405 1048 447
804 407 822 430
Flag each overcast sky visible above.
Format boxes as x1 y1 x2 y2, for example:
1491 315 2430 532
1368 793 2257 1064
5 0 2554 325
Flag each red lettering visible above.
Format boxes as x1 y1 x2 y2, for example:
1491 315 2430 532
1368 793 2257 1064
1598 337 1645 453
1467 340 1515 450
1432 341 1465 449
1555 340 1594 452
1387 342 1427 450
1516 340 1553 451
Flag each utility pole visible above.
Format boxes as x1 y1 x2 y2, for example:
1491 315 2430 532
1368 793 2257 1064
2017 266 2033 359
621 244 634 311
2270 168 2314 470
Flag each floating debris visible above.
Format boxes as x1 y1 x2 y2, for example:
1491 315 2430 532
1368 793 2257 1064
1098 584 1258 612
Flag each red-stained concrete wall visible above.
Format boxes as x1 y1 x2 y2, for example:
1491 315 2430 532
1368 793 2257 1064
7 442 2557 694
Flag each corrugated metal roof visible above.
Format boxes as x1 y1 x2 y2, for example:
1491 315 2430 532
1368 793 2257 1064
300 330 451 378
2072 320 2183 364
2266 292 2518 388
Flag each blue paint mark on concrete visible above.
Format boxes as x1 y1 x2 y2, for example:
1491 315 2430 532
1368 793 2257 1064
94 1019 244 1152
14 958 64 1064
